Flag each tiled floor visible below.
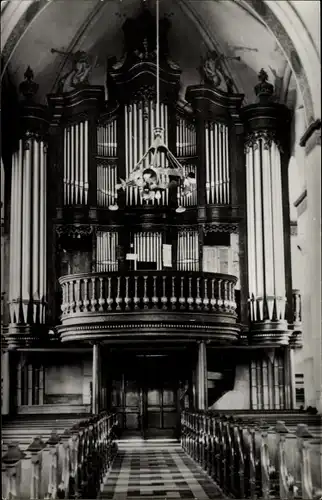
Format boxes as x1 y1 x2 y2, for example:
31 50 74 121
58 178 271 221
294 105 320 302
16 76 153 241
99 439 225 500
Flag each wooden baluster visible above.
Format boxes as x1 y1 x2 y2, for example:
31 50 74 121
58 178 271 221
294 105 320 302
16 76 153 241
75 279 82 312
46 431 60 499
28 437 46 500
161 275 167 310
143 276 149 309
170 276 177 310
152 275 158 308
98 277 105 312
124 276 131 310
70 280 76 313
83 278 90 312
179 276 186 310
61 283 66 315
218 279 223 309
203 278 209 310
90 277 97 312
195 277 202 310
133 276 139 309
115 276 122 310
210 278 216 311
107 277 113 311
187 276 193 310
223 280 229 311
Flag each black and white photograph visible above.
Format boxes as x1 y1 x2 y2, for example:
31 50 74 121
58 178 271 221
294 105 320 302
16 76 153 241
1 0 321 499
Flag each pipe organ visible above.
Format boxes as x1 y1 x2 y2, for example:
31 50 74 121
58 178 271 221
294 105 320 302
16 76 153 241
63 121 89 205
125 101 169 206
205 121 230 205
96 231 118 272
176 117 197 158
9 137 47 326
245 136 286 323
132 232 162 270
250 352 286 410
97 119 118 208
177 230 199 272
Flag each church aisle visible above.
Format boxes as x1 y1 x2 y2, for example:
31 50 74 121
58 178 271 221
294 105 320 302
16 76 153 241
99 440 225 499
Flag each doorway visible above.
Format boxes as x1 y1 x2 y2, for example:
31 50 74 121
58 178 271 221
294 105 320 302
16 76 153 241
110 352 180 439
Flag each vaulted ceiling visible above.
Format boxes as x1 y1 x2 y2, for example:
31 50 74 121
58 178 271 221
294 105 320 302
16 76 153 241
1 0 298 107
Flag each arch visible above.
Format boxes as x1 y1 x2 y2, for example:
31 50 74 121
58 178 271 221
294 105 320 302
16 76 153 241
1 0 320 125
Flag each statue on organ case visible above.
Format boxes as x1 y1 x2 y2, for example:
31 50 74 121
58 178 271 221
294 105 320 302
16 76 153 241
51 48 97 93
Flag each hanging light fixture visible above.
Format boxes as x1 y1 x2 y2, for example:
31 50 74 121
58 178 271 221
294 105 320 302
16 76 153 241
110 0 196 212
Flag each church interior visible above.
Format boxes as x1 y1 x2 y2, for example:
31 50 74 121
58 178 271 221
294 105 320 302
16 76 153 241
1 1 321 499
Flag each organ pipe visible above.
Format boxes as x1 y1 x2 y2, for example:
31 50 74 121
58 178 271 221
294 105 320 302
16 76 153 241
205 121 230 205
124 100 170 206
132 232 162 270
96 232 118 272
177 231 199 271
9 137 47 326
245 133 286 324
64 120 91 206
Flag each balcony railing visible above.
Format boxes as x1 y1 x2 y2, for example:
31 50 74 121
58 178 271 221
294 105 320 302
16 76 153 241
59 271 238 318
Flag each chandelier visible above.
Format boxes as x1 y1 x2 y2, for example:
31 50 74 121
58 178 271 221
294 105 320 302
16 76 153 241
109 0 196 212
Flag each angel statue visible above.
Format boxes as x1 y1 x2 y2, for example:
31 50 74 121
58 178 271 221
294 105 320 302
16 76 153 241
51 48 98 93
200 50 240 91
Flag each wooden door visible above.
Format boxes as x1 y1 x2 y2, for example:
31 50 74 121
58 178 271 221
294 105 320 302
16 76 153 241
142 356 178 438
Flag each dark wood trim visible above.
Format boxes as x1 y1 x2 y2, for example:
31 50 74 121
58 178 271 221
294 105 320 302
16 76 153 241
293 189 307 208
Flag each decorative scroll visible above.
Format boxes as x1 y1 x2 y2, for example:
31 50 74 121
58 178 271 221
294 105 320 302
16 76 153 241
246 135 286 322
63 121 89 205
205 121 230 204
124 101 169 206
96 231 118 272
9 138 47 325
132 232 162 271
177 230 199 271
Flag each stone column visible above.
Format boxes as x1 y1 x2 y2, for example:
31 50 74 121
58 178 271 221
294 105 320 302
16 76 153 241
92 343 101 414
241 70 292 345
196 341 208 410
8 68 49 342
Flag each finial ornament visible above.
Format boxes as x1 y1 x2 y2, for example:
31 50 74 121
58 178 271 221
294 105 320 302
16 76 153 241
19 66 39 100
254 68 274 102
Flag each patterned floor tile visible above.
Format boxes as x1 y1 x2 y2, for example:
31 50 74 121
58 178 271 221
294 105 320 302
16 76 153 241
99 440 225 499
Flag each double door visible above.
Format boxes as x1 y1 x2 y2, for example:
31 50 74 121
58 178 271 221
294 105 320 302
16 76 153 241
116 354 179 438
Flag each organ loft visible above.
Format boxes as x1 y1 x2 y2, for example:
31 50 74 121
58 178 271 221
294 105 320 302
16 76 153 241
0 0 320 444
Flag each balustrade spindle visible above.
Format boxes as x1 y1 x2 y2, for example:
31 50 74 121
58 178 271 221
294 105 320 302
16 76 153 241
152 276 158 308
107 277 113 311
124 276 130 310
171 276 177 310
161 275 167 310
179 276 185 310
75 279 81 313
143 276 149 309
116 276 122 310
83 278 90 311
133 276 139 309
90 277 97 312
203 278 209 310
187 277 193 310
196 277 202 310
